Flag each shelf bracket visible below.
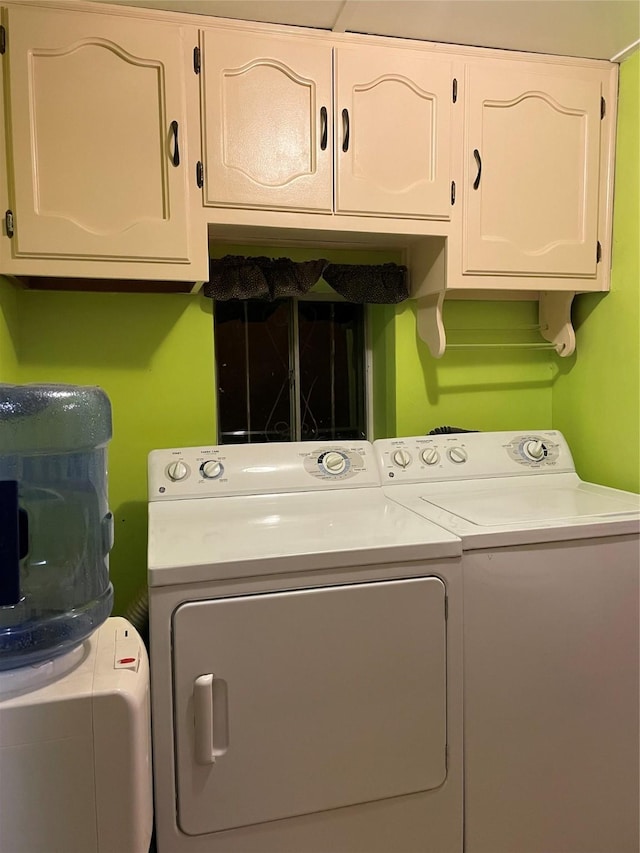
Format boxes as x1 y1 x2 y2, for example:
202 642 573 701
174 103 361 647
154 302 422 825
416 291 446 358
538 291 576 357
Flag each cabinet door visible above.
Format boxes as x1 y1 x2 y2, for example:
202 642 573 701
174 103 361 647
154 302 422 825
4 5 195 267
173 578 447 835
201 29 332 213
335 45 452 219
463 64 602 277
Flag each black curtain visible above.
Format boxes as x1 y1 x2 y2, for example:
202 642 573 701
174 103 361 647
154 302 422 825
204 255 408 304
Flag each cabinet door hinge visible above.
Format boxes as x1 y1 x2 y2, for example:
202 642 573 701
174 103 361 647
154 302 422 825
444 595 449 620
452 78 457 103
450 181 456 206
5 210 14 238
600 97 606 119
196 160 204 189
193 45 201 75
596 240 602 263
0 25 6 55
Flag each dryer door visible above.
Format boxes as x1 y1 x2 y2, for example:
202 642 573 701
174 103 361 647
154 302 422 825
172 576 447 835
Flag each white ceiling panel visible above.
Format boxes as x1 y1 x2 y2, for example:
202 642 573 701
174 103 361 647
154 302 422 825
340 0 640 61
98 0 640 61
99 0 346 29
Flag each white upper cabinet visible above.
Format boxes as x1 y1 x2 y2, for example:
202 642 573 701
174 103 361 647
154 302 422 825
335 45 452 219
200 30 453 220
1 3 207 281
200 29 333 213
462 62 604 278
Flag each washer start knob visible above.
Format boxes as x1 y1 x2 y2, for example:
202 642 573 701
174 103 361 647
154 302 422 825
447 447 468 465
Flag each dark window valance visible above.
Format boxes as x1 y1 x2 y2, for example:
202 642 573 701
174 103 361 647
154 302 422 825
203 255 408 304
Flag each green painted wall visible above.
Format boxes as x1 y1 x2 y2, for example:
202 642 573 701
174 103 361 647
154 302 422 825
0 276 18 381
391 299 554 436
12 290 216 613
552 52 640 492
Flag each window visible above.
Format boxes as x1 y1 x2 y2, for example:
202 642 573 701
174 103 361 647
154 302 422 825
214 297 367 443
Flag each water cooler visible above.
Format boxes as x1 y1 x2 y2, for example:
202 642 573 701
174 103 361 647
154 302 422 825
0 384 152 853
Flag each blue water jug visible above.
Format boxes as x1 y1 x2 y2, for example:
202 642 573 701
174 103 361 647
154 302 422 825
0 384 114 670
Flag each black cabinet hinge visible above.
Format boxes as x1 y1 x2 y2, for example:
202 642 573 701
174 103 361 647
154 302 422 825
596 241 602 263
601 97 606 119
196 161 204 189
0 25 6 55
5 210 14 238
452 78 457 103
193 45 201 75
450 181 456 206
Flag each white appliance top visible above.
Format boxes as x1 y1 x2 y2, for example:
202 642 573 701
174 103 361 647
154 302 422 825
147 441 460 587
375 431 640 549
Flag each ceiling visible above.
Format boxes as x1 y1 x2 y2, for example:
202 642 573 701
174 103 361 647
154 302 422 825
102 0 640 61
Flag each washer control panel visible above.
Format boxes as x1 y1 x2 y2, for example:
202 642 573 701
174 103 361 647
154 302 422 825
149 441 379 500
374 430 575 484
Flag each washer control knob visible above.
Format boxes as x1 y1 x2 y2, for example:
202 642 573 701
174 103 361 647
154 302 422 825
447 447 468 465
420 448 440 466
523 440 546 461
321 451 347 475
392 449 412 469
166 460 189 482
200 460 224 480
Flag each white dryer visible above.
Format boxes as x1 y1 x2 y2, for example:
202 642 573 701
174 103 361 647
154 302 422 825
147 441 464 853
375 430 640 853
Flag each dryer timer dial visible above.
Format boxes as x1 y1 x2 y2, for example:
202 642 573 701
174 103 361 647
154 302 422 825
319 451 348 476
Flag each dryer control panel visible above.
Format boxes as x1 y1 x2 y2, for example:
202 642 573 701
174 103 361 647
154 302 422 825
148 441 380 500
375 430 576 484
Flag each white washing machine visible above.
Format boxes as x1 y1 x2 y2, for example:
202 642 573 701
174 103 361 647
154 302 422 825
375 430 640 853
147 440 464 853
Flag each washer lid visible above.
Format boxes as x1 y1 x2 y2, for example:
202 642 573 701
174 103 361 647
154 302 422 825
424 481 640 526
148 487 460 587
384 475 640 549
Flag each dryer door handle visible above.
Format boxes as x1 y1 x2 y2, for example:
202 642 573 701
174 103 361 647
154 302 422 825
193 674 229 764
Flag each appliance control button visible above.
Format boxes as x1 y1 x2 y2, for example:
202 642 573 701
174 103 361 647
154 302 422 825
523 440 547 461
420 448 440 466
200 460 224 480
447 447 468 464
320 451 348 475
166 460 189 482
392 449 412 469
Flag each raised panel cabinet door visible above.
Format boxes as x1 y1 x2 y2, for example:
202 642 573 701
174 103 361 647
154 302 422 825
335 45 452 219
463 64 602 277
201 29 332 212
4 5 193 265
